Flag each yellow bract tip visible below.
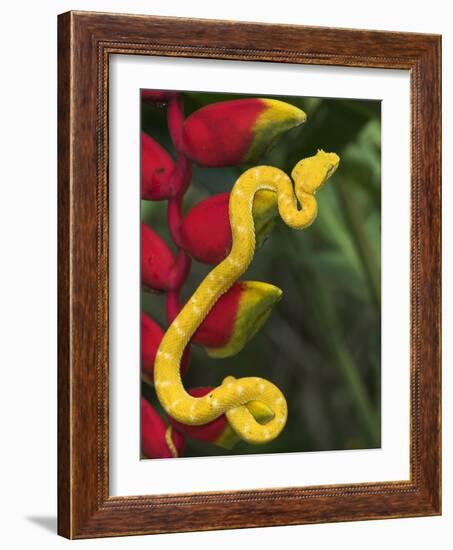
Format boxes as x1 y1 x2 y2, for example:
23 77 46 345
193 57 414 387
243 99 307 163
206 281 283 359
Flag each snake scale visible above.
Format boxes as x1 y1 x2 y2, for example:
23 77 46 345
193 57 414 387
155 149 340 445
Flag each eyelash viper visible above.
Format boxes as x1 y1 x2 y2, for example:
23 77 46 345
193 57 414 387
154 149 340 445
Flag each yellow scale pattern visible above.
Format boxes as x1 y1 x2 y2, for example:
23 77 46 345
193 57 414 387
154 150 340 445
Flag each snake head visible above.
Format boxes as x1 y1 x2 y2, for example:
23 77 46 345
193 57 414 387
291 149 340 196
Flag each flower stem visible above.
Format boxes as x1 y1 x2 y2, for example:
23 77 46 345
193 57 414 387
166 290 181 324
167 196 184 247
167 94 185 152
166 195 191 324
170 154 192 198
164 92 193 330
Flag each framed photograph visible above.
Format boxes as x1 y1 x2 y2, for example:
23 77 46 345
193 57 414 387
58 11 441 538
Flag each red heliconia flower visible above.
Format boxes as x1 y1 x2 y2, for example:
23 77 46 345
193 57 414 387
141 223 189 292
181 193 231 264
141 132 175 200
141 398 184 458
181 98 306 167
141 132 192 200
192 281 282 358
141 312 190 382
169 387 275 448
180 190 278 264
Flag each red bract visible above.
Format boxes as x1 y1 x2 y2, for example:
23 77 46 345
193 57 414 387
141 132 175 200
192 281 282 358
180 190 278 264
193 282 242 348
141 312 190 382
141 133 192 200
141 398 185 458
141 223 187 292
182 98 306 167
181 193 231 264
169 387 239 449
182 99 263 166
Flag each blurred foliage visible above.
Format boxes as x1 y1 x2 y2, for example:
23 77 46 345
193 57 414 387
141 90 381 457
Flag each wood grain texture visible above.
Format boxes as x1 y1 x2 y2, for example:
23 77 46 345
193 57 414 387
57 10 441 539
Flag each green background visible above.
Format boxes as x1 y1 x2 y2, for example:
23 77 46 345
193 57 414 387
141 90 381 457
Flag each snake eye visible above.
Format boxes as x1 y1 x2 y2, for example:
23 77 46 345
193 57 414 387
326 163 337 179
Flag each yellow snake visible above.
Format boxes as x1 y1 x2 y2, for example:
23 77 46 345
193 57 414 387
155 150 340 445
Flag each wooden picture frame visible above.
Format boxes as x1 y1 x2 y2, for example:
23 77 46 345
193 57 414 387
58 10 441 538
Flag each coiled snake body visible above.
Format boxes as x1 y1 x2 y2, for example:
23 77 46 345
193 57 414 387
155 150 340 445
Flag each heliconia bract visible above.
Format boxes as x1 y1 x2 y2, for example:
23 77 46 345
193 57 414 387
180 189 278 264
141 132 175 201
180 193 231 264
141 223 187 292
181 98 306 167
141 398 185 458
192 281 282 358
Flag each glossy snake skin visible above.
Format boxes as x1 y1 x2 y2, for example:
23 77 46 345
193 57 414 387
155 150 340 445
